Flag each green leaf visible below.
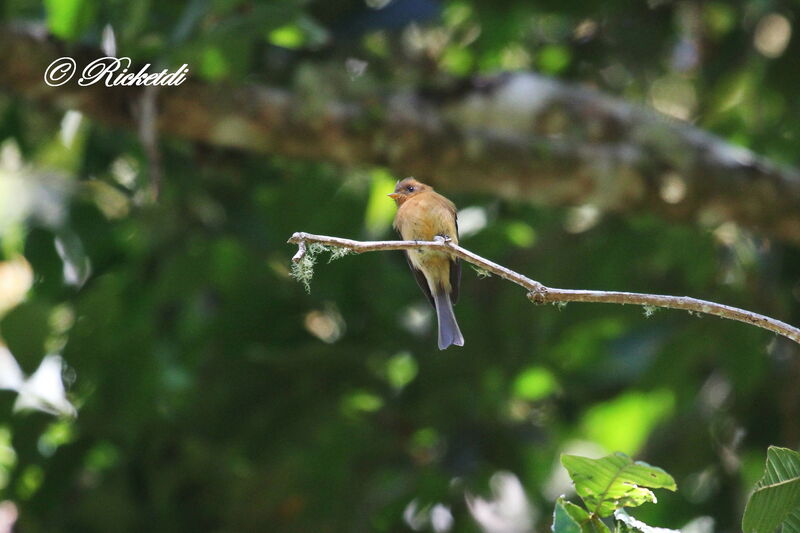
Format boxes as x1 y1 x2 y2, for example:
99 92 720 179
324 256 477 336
784 510 800 533
581 390 675 455
363 168 397 237
513 366 557 401
742 447 800 533
43 0 95 40
553 498 610 533
200 46 230 80
553 498 585 533
386 352 418 390
505 221 537 248
561 453 677 517
537 45 572 75
441 46 473 76
268 24 306 49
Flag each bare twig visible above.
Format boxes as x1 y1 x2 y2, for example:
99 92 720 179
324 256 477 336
287 231 800 345
292 240 307 263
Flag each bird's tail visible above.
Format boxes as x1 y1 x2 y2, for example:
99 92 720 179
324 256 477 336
433 290 464 350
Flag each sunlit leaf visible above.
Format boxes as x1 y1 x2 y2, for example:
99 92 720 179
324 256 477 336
538 45 571 74
703 3 736 38
268 24 306 49
441 46 473 76
386 352 418 390
17 464 44 499
37 419 75 457
340 390 383 417
364 168 397 237
505 221 536 248
200 46 230 80
43 0 95 40
513 366 556 401
581 390 674 455
561 453 676 517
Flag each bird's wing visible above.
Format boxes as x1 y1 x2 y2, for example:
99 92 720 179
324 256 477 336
404 251 436 309
449 258 460 304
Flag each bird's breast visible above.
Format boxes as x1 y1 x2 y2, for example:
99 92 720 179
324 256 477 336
395 196 458 243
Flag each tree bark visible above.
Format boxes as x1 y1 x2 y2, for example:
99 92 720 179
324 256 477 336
2 24 799 245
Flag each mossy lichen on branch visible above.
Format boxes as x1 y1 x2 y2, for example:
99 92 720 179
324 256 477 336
290 242 353 293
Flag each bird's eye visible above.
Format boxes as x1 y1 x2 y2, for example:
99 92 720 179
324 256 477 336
406 185 415 192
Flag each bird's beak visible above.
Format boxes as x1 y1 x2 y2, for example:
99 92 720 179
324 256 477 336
387 193 400 200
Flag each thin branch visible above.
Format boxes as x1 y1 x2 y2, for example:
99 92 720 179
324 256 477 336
287 231 800 345
292 240 307 263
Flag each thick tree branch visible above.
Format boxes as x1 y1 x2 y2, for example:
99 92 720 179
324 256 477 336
288 232 800 345
3 24 800 244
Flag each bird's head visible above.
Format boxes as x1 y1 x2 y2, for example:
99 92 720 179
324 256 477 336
388 178 430 206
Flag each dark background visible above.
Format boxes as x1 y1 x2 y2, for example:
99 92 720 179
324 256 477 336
0 0 799 531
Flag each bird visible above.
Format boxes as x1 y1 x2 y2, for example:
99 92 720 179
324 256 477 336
389 177 464 350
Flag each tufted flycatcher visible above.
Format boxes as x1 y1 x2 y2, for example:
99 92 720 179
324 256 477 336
389 178 464 350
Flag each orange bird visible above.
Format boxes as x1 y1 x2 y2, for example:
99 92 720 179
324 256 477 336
389 178 464 350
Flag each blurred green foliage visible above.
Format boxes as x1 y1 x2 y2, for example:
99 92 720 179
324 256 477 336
0 0 799 531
